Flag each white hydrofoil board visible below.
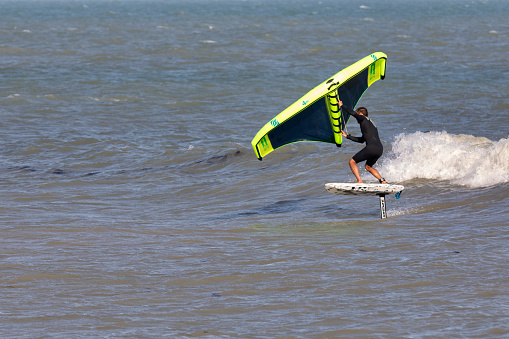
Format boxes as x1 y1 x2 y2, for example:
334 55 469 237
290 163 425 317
325 182 404 196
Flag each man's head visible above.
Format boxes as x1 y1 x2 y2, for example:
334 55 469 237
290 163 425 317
356 107 368 117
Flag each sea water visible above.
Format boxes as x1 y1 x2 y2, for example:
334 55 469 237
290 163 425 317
1 0 508 337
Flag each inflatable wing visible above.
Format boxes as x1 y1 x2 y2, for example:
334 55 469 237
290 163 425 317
251 52 387 160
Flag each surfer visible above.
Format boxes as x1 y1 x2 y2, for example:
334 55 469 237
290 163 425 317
338 100 387 184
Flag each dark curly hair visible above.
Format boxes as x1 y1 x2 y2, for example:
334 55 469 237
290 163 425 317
356 107 368 117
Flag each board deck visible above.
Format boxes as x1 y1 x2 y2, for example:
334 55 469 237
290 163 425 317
325 182 404 196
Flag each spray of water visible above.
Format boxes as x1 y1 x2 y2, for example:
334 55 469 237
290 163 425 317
380 131 509 188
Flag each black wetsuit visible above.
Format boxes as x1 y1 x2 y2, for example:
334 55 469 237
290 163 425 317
341 105 383 167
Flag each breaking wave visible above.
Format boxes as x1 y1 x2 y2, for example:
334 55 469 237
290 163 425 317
380 131 509 188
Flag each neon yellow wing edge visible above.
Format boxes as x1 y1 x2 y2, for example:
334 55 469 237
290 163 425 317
251 52 387 160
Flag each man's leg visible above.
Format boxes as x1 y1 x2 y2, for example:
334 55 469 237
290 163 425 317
365 164 387 184
349 158 363 183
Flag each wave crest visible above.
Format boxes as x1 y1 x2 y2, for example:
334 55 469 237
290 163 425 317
380 131 509 188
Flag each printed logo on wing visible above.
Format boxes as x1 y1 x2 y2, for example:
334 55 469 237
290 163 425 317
369 64 376 75
270 119 279 127
260 135 268 147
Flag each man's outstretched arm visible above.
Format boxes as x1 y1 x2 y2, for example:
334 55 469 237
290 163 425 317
340 130 365 143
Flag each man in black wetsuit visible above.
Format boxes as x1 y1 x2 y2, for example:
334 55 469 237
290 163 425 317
338 99 387 184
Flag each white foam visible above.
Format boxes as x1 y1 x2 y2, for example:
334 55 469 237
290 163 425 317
380 131 509 188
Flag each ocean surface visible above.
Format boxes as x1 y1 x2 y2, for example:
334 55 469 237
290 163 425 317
1 0 508 337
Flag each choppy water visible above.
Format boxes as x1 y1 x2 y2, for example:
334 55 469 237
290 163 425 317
1 0 508 337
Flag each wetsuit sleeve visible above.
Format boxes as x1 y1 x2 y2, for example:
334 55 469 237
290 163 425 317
347 134 365 143
342 104 365 143
341 105 364 122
